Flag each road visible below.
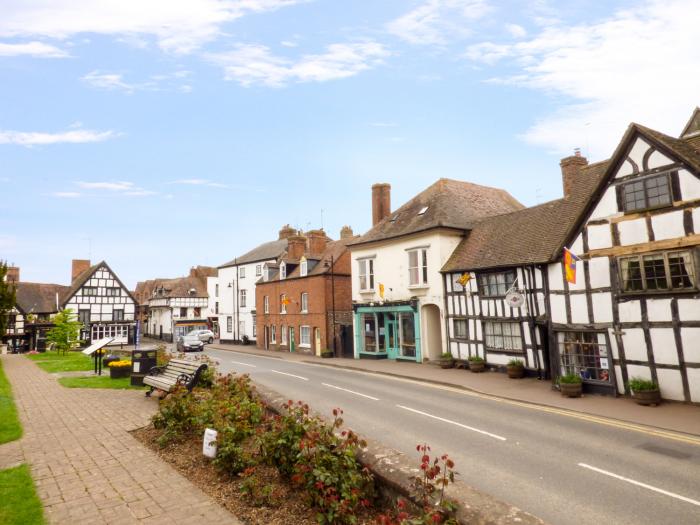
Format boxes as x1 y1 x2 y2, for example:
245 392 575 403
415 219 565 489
200 346 700 525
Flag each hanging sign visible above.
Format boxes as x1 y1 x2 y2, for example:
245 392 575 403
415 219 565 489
457 273 471 287
505 290 525 309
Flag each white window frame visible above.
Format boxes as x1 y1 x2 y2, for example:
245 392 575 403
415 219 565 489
301 292 308 313
280 262 287 280
264 295 269 314
280 294 287 314
281 324 287 345
484 321 523 352
270 325 277 343
453 318 468 339
256 264 262 276
358 258 375 292
300 325 311 348
407 248 428 287
300 259 308 277
227 316 232 333
239 266 245 279
239 289 247 308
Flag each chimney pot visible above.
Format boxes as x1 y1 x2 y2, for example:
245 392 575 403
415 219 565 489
286 234 307 260
278 224 297 240
306 229 328 255
340 225 354 239
71 259 91 282
560 152 588 198
5 266 19 283
371 183 391 226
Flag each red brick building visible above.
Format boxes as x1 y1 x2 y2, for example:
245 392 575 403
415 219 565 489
256 227 355 356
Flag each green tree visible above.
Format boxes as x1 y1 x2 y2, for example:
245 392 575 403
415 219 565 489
46 309 83 355
0 261 17 338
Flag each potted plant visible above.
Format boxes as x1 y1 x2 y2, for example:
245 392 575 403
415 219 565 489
559 373 582 397
321 349 334 358
468 355 486 373
506 358 525 379
628 377 661 406
438 352 454 369
108 360 131 379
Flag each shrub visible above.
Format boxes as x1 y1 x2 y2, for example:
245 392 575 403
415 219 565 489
628 377 658 392
507 358 524 368
440 352 453 359
240 467 280 507
152 387 205 446
468 355 484 363
559 373 582 384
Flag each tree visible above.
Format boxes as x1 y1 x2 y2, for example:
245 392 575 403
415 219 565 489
0 261 17 338
46 309 83 355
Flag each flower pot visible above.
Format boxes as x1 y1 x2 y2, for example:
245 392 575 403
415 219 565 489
439 358 454 369
560 382 582 398
506 365 525 379
321 353 334 359
469 361 486 373
109 367 130 379
632 388 661 406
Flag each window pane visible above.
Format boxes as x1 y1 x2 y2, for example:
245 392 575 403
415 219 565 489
399 313 416 357
620 258 644 291
645 175 671 208
454 319 467 338
642 254 668 290
668 252 694 289
557 331 611 382
363 314 376 352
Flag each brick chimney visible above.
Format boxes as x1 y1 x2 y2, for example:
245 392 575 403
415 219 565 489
340 225 354 240
286 234 307 260
306 229 328 255
71 259 91 282
6 266 19 283
372 183 391 226
560 149 588 198
278 224 297 240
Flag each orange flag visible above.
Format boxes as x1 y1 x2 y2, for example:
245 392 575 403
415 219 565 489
563 248 579 284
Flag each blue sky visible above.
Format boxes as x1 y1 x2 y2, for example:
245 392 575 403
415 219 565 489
1 0 699 288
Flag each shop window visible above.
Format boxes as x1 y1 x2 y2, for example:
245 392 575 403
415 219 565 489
557 331 611 383
478 271 516 297
453 319 468 339
484 321 522 351
619 250 695 293
362 314 377 352
399 313 416 357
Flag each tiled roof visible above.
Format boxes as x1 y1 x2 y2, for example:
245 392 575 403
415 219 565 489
635 124 700 173
142 266 216 301
60 261 103 305
15 282 69 314
286 238 354 279
219 239 289 268
442 161 608 272
350 178 523 246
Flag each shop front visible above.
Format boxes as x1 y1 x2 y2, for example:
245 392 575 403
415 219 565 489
554 328 617 395
354 301 421 363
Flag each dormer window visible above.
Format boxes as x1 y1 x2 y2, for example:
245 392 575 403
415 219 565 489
418 206 428 215
280 262 287 280
300 257 308 277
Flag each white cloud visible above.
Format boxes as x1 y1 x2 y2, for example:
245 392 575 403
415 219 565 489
81 71 144 93
52 192 82 198
505 23 526 38
170 179 229 188
0 0 306 54
387 0 492 46
465 0 700 157
281 40 298 48
208 41 390 87
77 181 134 191
370 121 398 128
0 128 119 146
82 69 193 93
0 41 68 57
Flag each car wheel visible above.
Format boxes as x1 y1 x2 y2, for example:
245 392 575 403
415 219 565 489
208 337 213 344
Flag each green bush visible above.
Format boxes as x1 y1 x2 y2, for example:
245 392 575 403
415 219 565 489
152 387 204 446
440 352 453 359
559 373 582 384
468 355 484 363
507 358 524 367
628 377 658 392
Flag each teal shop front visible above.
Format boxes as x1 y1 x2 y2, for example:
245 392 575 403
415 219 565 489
353 301 421 363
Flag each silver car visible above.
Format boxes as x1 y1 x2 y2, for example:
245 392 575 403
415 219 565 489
176 333 205 352
187 329 215 344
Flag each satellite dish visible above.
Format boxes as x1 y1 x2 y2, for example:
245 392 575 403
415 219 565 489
505 290 525 309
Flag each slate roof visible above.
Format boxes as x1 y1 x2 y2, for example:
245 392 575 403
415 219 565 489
139 266 216 302
442 161 608 272
219 239 289 268
15 282 69 314
349 178 523 246
285 238 354 279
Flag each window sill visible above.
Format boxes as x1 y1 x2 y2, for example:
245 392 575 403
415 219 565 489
359 289 375 294
299 344 311 348
407 284 429 290
300 310 308 314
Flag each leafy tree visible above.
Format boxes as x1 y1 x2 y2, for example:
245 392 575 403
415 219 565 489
46 309 83 355
0 261 17 338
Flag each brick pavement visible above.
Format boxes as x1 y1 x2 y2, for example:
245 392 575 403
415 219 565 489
0 355 240 525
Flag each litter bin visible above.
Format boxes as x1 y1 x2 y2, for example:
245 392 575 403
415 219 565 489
131 348 157 387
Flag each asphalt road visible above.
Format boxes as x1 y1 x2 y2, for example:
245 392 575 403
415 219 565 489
200 346 700 525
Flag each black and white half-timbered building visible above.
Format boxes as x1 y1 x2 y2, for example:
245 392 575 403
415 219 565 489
443 108 700 403
62 260 137 345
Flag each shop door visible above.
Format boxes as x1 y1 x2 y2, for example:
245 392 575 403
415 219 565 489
289 327 295 352
385 313 399 360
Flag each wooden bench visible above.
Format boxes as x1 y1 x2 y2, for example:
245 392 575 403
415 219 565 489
143 358 208 397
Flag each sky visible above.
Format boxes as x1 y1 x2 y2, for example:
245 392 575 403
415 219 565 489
1 0 699 289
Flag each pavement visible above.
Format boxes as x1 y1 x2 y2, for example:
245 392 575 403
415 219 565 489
0 354 240 525
204 341 700 437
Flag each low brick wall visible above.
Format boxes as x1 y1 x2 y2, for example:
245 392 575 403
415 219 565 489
253 382 544 525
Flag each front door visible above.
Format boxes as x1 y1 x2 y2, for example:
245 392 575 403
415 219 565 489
385 313 399 360
315 328 321 356
289 327 295 352
264 326 269 350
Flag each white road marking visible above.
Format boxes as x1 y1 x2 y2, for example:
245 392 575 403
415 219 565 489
322 383 379 401
578 463 700 507
396 404 507 441
229 360 256 368
271 370 309 381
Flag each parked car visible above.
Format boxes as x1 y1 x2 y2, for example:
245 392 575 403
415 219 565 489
187 329 215 344
176 333 205 352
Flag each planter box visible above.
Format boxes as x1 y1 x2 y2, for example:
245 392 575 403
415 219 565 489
109 367 130 379
439 359 454 369
469 361 486 373
560 382 582 398
632 389 661 406
506 365 525 379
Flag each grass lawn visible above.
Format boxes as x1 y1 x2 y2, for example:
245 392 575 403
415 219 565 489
26 351 96 373
0 464 45 525
58 375 145 390
0 360 22 444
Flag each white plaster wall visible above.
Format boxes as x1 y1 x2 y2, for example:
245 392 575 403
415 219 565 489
206 276 218 318
550 294 567 324
678 299 700 321
587 224 612 250
588 188 619 221
693 208 700 232
687 368 700 403
591 293 613 323
617 219 648 245
656 369 685 401
618 301 641 322
614 138 651 178
626 363 652 382
681 328 700 361
649 328 678 365
621 328 647 361
588 257 611 288
651 210 686 241
548 263 564 291
570 235 584 256
570 295 589 324
679 169 700 201
646 299 672 322
646 150 673 170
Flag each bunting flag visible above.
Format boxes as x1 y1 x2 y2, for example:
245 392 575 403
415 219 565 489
457 272 471 287
563 247 580 284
